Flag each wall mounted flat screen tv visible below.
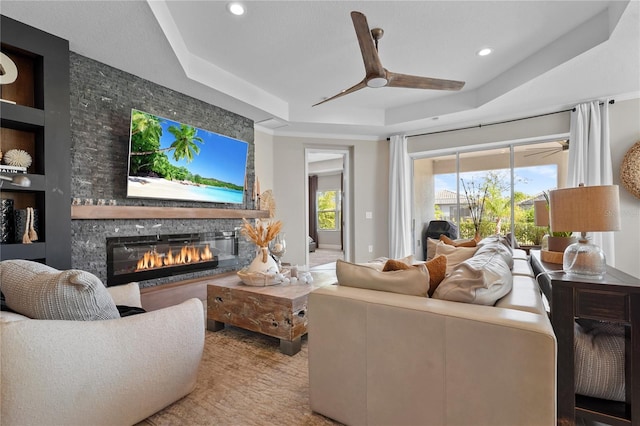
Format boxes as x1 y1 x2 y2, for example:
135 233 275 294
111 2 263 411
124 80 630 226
127 109 249 204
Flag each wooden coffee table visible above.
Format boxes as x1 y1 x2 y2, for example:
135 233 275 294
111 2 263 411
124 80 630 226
206 270 337 355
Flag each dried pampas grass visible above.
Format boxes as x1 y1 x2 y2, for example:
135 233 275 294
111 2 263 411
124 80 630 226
241 218 282 247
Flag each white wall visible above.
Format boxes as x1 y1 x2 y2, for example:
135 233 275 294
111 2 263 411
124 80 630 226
610 98 640 278
413 159 435 260
408 98 640 278
408 111 571 153
254 131 389 266
254 131 274 195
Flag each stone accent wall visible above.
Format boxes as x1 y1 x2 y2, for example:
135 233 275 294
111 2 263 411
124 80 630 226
69 52 256 287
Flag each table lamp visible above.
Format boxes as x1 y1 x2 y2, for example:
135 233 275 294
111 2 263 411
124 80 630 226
548 184 620 279
533 199 549 250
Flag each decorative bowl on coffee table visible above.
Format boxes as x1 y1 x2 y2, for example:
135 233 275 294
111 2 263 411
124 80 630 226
237 267 290 286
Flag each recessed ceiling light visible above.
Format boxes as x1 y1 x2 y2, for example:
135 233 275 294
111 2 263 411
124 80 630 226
227 2 245 16
477 48 493 57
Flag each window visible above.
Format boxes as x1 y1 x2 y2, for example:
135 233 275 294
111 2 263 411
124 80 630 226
414 140 568 250
317 190 341 230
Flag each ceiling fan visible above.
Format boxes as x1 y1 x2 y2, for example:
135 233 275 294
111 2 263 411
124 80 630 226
313 11 465 107
524 140 569 158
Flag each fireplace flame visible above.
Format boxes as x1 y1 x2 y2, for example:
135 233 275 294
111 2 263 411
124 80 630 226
136 244 214 271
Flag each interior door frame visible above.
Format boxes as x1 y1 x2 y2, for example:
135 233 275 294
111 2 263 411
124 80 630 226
305 147 352 265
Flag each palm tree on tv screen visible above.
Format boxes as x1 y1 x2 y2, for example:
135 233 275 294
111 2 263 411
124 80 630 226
167 124 203 163
129 111 204 180
129 111 163 175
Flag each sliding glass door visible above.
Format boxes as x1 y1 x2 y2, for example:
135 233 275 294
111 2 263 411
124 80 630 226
412 139 568 260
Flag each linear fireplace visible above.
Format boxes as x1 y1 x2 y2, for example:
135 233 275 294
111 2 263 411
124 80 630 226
106 231 239 286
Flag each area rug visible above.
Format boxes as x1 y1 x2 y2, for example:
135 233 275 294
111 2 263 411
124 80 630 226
138 327 340 426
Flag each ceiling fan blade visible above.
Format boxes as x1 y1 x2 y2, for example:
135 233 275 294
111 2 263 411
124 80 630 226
351 11 385 78
312 79 367 107
387 71 465 91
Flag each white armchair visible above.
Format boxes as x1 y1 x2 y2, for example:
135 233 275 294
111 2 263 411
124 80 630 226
1 282 205 426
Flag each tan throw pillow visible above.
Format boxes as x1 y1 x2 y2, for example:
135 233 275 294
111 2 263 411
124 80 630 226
382 258 412 272
439 235 477 248
383 255 447 297
0 259 120 321
425 255 447 296
337 259 430 297
434 242 478 274
432 249 513 305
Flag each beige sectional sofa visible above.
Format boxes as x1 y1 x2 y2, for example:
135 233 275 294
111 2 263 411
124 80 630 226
308 240 556 426
0 260 205 426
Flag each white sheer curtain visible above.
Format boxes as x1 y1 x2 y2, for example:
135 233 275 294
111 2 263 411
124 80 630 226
389 134 412 259
567 99 615 265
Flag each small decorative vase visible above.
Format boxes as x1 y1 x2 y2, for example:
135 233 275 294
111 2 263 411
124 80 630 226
248 246 278 273
0 199 15 243
14 208 38 244
541 234 549 251
269 233 286 270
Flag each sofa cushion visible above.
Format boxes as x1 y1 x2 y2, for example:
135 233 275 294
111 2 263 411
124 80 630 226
383 255 447 297
432 248 513 305
512 258 534 277
512 248 528 260
434 242 478 274
336 259 430 297
0 259 120 321
495 275 546 315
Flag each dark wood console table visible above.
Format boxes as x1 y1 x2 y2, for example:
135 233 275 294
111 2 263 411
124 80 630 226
530 250 640 425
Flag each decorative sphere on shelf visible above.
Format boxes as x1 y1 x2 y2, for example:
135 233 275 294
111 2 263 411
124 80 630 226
4 149 32 168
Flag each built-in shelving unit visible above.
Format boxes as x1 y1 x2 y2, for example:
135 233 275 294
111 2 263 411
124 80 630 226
0 15 71 269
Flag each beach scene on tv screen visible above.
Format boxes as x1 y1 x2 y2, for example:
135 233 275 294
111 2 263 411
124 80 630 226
127 109 248 204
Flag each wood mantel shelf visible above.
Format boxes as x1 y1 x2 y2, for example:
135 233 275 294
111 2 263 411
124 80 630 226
71 205 270 220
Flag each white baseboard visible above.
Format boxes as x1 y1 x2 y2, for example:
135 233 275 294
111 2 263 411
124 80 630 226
317 244 342 250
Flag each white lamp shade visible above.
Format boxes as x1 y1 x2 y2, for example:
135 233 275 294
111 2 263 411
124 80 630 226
548 185 620 233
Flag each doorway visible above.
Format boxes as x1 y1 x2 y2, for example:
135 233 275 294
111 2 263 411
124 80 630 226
305 148 351 268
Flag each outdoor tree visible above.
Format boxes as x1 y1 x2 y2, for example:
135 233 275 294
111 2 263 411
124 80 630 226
460 171 532 238
460 177 488 238
317 191 338 230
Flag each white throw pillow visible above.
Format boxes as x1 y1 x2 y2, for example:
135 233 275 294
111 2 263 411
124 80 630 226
434 242 478 274
0 259 120 321
426 237 440 260
336 259 430 297
475 241 514 269
433 249 513 305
